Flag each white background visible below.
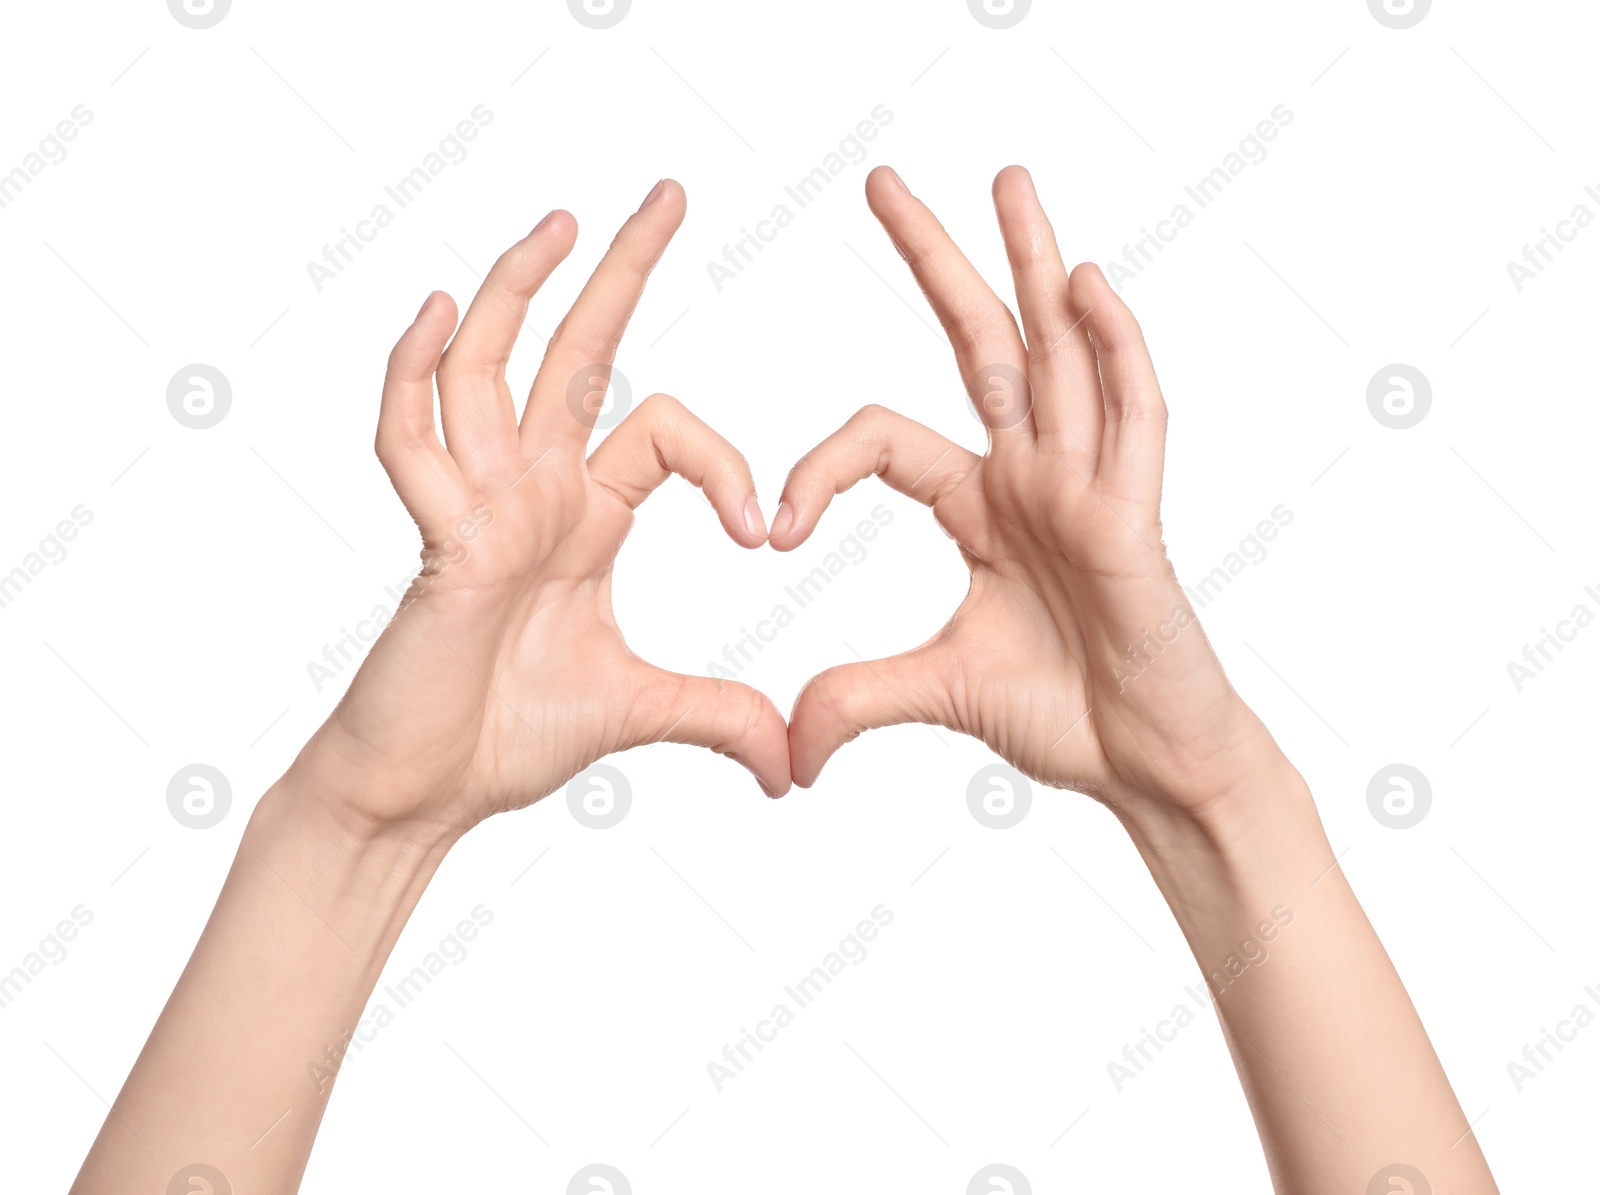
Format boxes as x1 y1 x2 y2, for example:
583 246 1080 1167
1 1 1596 1190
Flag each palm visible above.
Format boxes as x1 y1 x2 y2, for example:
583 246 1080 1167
462 476 709 816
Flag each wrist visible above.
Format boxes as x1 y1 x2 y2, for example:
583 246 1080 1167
276 737 469 856
249 771 461 948
1112 747 1333 922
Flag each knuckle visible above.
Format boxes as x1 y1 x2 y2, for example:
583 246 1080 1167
551 316 623 369
435 346 475 383
783 454 814 490
493 240 529 275
804 668 854 727
1110 390 1166 427
640 391 684 421
731 685 768 740
848 405 895 447
373 429 410 469
1067 260 1101 292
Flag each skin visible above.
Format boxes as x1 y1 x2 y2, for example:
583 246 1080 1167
69 169 1499 1195
773 165 1500 1193
71 179 787 1194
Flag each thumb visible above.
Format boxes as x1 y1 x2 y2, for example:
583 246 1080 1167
788 648 951 787
627 667 792 797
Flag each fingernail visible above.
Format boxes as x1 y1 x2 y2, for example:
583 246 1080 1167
416 292 435 319
531 210 556 234
639 179 666 210
757 778 777 798
770 501 794 541
886 167 909 193
742 495 767 543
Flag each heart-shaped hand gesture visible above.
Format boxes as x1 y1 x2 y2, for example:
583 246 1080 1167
776 166 1277 816
289 180 791 839
78 170 1498 1195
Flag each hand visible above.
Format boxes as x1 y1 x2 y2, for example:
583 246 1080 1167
776 165 1281 815
290 180 791 840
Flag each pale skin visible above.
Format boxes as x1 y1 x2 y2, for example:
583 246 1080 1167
70 170 1498 1194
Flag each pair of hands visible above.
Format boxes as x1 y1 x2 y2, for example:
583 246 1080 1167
289 166 1281 844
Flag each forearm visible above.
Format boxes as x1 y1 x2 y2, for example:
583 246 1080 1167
72 773 457 1194
1117 754 1498 1194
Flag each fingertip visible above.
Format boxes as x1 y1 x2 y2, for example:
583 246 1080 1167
735 494 768 549
733 686 793 799
394 292 456 366
1072 261 1141 341
1070 260 1111 298
865 165 910 213
534 208 579 245
992 163 1034 199
787 739 829 789
766 499 806 551
1068 262 1108 320
505 215 577 287
786 681 839 789
416 289 456 323
867 163 904 190
639 178 688 226
726 745 787 799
